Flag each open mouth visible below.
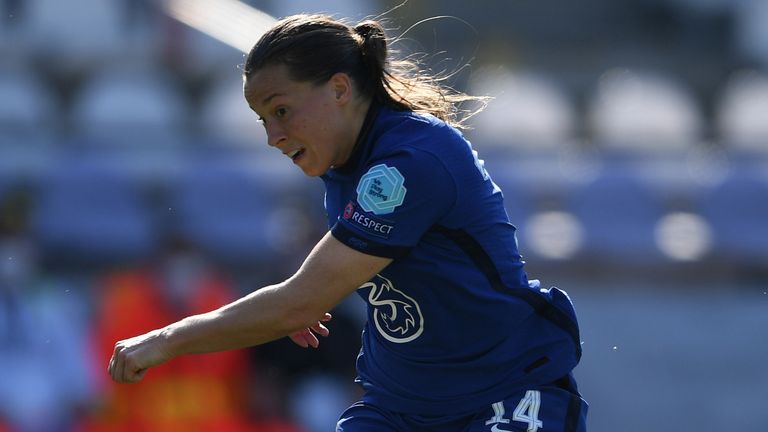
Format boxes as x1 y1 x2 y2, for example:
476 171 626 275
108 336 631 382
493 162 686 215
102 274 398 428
287 148 305 162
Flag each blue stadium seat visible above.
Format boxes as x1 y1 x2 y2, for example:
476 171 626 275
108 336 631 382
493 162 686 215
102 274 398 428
69 65 190 185
199 71 268 149
715 70 768 165
467 67 576 161
566 172 665 264
493 166 592 262
31 157 158 264
71 65 189 143
0 66 58 185
170 152 309 265
587 68 702 162
24 0 157 73
696 172 768 264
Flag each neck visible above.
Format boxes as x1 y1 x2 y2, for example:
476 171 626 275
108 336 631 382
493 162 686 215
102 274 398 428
335 97 373 168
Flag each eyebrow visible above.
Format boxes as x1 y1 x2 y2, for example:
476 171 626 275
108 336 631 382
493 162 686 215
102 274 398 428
262 92 284 106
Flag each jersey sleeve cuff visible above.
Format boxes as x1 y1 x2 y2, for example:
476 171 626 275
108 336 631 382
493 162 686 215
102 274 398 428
331 223 412 259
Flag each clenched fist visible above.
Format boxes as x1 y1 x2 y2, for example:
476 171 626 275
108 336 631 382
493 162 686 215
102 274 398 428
108 328 173 383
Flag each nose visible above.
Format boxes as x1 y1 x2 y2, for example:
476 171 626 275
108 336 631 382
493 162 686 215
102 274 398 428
265 122 286 148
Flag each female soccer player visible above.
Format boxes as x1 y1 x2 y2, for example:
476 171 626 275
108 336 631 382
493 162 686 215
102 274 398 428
108 14 588 431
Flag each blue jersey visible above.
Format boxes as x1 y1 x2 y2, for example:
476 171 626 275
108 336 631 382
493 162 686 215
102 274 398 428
322 104 582 416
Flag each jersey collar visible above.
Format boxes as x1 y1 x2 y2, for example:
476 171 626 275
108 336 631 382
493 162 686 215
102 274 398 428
331 102 381 176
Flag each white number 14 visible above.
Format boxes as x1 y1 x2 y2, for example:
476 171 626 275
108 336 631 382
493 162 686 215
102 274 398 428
513 390 543 432
485 390 543 432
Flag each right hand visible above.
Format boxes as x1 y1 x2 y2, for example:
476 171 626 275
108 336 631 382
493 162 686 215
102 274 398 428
108 328 173 384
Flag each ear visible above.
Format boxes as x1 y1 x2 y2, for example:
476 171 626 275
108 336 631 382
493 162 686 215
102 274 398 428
328 72 354 105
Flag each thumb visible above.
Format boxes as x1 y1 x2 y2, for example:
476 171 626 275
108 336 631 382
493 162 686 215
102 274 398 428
129 368 149 383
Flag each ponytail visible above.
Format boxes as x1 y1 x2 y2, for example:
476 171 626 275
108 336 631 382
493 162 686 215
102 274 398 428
244 14 486 129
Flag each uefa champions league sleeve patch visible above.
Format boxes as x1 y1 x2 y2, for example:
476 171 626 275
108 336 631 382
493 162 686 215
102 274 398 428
356 164 407 215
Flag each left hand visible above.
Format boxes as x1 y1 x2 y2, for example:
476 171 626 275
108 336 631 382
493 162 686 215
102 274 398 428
289 313 332 348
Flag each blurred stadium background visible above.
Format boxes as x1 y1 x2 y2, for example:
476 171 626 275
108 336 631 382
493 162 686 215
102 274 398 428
1 0 767 431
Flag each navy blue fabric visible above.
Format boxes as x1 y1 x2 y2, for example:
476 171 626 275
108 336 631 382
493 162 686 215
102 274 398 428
336 373 588 431
322 105 583 416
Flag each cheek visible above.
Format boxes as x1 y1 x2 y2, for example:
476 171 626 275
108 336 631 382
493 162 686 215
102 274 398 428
297 99 340 153
303 111 334 140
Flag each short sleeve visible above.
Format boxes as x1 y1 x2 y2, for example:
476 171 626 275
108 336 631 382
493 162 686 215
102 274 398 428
331 148 456 258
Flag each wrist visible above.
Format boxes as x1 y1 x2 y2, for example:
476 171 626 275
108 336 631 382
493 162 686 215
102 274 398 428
159 320 188 358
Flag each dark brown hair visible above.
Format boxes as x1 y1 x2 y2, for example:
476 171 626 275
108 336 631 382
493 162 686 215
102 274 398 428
243 14 485 129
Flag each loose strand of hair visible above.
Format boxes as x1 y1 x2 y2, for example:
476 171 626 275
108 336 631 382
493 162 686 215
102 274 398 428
380 52 489 129
375 15 488 129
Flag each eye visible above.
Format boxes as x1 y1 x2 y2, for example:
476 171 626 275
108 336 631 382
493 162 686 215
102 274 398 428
275 107 288 118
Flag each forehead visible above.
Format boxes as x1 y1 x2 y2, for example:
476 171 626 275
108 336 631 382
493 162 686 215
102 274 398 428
244 64 307 109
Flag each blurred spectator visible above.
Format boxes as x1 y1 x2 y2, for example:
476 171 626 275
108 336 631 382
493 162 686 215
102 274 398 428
255 295 365 432
0 187 96 431
80 235 300 432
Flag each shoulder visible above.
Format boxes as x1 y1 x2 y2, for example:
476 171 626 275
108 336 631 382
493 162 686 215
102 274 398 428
372 108 468 165
356 111 462 214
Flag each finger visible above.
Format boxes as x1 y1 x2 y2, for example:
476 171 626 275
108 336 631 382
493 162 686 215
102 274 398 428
116 352 127 384
133 368 148 382
297 328 319 348
305 331 320 348
289 331 309 348
109 352 121 382
108 343 121 377
321 313 332 322
108 355 116 377
125 358 145 384
110 356 119 382
310 322 330 337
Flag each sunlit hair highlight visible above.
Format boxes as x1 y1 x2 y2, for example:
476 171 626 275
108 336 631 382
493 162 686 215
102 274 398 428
243 14 487 129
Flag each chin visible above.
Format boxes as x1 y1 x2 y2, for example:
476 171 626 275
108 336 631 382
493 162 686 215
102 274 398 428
300 166 326 177
299 159 334 177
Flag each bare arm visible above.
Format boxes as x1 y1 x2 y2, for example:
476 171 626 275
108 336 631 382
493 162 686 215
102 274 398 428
108 232 392 383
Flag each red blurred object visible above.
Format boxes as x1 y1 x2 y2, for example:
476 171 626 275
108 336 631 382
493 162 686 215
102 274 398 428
78 266 301 432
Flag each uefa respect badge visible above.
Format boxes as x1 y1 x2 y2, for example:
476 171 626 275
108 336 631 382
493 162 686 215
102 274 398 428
356 164 407 215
